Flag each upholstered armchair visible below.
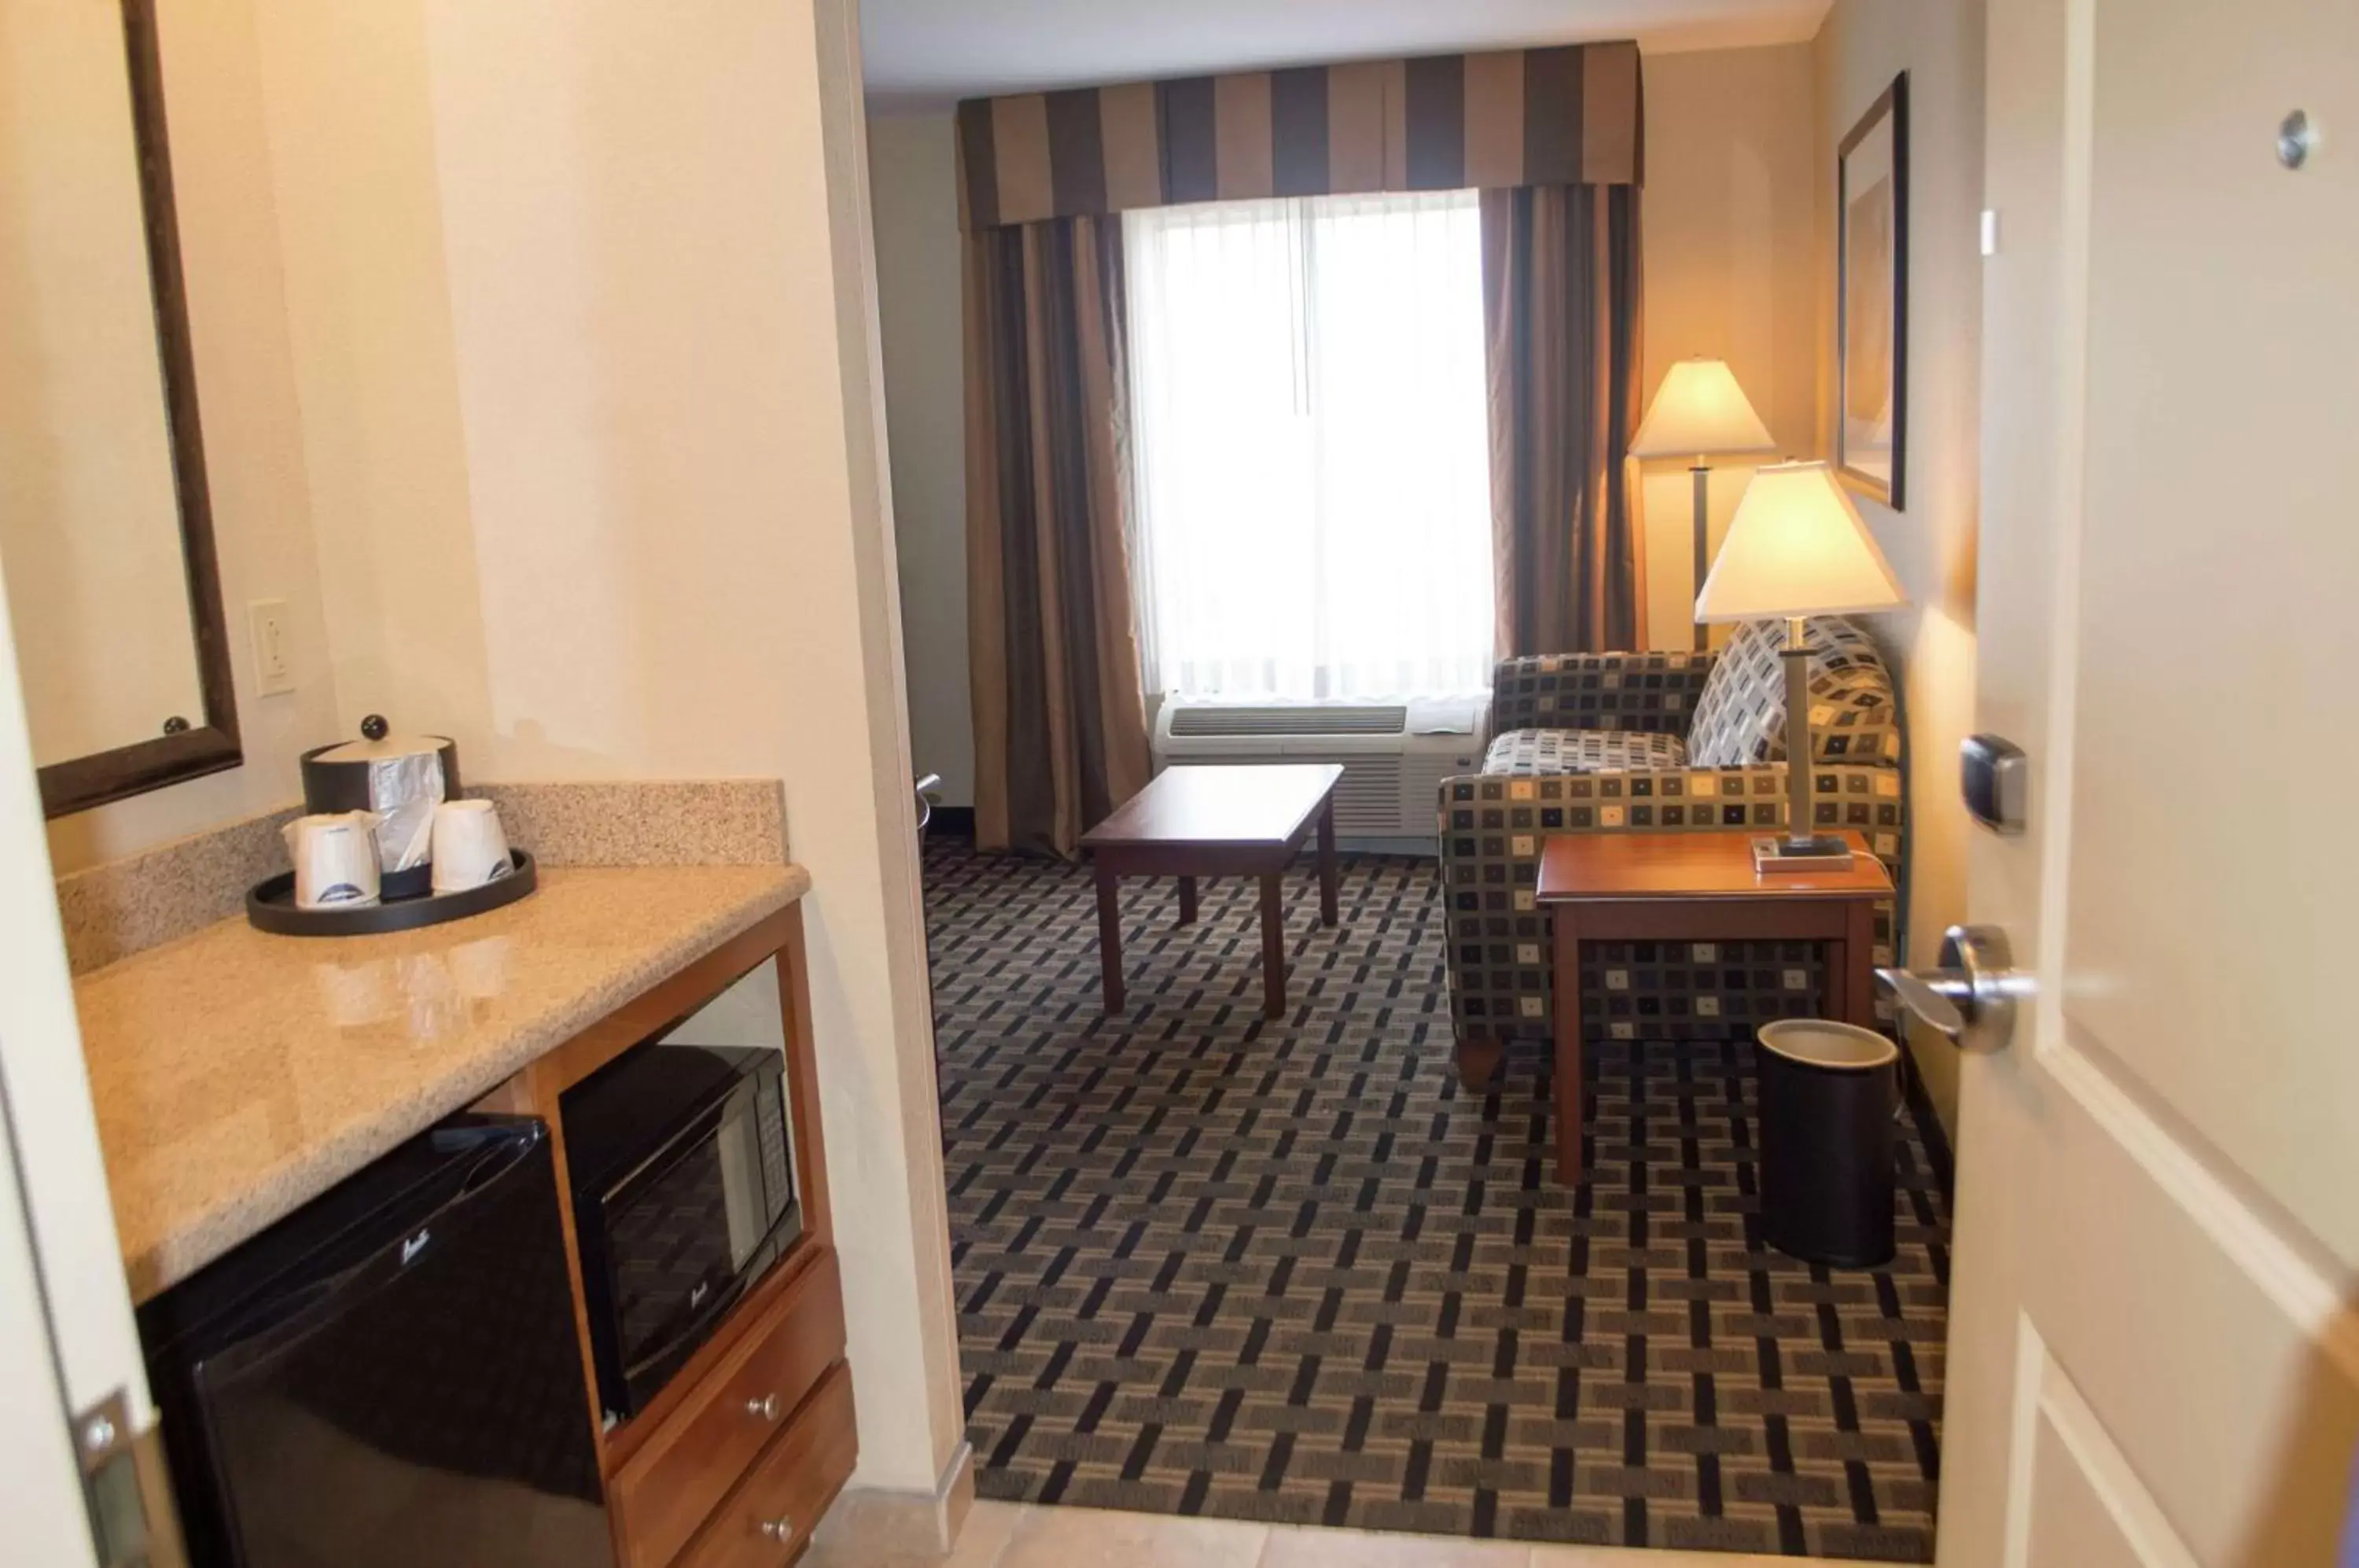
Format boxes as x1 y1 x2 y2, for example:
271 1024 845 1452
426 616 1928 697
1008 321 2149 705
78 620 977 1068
1437 617 1907 1084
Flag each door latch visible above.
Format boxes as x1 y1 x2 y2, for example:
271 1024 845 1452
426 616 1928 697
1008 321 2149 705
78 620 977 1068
76 1390 186 1568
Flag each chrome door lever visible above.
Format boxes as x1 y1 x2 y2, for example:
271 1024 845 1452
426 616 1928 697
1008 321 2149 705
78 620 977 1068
1875 924 2033 1053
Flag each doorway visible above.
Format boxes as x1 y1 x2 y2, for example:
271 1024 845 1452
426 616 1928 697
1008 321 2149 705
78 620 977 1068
858 2 1978 1562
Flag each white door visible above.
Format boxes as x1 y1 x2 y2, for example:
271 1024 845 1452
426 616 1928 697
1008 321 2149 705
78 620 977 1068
1930 0 2359 1564
0 561 175 1565
0 1093 107 1568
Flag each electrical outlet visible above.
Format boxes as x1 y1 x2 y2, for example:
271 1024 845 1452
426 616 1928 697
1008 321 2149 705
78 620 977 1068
249 600 295 696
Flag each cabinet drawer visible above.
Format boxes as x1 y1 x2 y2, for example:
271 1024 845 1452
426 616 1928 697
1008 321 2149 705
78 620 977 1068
677 1365 857 1568
612 1250 845 1568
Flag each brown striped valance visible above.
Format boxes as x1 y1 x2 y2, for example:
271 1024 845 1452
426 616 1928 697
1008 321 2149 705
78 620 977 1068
956 42 1643 231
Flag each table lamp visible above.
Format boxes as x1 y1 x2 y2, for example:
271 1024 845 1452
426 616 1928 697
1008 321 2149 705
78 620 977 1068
1694 460 1906 873
1630 359 1779 651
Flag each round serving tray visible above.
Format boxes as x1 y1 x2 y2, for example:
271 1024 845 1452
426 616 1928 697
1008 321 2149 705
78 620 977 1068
246 851 537 937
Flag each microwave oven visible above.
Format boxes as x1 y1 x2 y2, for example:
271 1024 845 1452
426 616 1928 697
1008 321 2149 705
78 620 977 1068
562 1040 802 1423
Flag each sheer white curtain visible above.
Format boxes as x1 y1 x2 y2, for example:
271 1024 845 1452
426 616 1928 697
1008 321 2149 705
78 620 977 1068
1124 190 1493 701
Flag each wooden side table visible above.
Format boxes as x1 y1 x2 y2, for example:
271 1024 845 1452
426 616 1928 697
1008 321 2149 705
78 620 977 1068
1536 830 1893 1182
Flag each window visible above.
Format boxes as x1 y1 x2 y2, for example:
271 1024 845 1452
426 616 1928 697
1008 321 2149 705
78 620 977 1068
1124 190 1493 701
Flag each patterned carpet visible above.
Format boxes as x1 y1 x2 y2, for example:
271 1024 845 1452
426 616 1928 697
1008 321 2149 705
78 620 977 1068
925 838 1948 1561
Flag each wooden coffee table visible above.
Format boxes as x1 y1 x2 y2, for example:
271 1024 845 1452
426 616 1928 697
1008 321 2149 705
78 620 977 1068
1080 764 1343 1018
1536 830 1893 1180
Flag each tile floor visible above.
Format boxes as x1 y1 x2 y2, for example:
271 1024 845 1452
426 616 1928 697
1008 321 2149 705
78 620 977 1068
804 1500 1815 1568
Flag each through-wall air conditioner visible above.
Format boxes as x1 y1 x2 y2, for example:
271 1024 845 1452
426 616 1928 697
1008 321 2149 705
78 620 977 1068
1150 695 1491 845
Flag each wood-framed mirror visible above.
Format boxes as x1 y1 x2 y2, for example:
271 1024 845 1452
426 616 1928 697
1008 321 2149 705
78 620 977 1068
1 0 240 817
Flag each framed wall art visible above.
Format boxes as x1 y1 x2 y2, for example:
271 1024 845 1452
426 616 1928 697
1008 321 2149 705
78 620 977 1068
1836 72 1908 510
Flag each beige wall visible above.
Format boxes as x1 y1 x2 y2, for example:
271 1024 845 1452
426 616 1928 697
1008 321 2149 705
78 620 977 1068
42 0 343 874
247 0 962 1493
867 112 973 808
251 0 496 776
1638 43 1820 650
1813 0 1985 1136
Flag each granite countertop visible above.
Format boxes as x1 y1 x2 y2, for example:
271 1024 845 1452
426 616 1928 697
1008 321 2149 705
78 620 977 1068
74 861 811 1301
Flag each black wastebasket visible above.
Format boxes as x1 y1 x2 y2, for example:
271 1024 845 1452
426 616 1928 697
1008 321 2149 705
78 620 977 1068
1755 1019 1901 1267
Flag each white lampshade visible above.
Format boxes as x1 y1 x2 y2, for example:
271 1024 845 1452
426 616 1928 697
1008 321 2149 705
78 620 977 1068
1695 461 1907 622
1629 359 1777 460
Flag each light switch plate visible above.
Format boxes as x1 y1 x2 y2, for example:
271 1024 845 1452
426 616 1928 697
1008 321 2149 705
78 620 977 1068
248 600 295 696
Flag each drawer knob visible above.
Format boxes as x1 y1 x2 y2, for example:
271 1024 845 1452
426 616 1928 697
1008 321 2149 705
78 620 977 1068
746 1393 782 1421
758 1516 796 1543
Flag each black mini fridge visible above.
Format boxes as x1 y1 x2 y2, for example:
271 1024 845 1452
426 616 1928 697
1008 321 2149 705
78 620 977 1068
138 1118 616 1568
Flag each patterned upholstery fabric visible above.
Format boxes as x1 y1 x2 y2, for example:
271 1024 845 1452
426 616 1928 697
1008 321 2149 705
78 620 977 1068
1439 624 1906 1051
1483 728 1688 775
1684 617 1901 768
1489 650 1714 738
1440 764 1905 1044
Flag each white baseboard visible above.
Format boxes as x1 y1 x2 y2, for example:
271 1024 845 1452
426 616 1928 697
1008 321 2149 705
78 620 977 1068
815 1441 975 1556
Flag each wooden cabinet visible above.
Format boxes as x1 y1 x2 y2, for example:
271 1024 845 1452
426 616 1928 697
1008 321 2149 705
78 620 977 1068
480 903 856 1568
611 1251 846 1568
675 1367 857 1568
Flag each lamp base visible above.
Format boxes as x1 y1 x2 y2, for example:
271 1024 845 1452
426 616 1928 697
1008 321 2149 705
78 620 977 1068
1752 835 1857 874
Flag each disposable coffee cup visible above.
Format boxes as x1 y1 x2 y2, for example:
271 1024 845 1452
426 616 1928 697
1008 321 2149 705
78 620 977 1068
431 800 514 893
285 812 382 910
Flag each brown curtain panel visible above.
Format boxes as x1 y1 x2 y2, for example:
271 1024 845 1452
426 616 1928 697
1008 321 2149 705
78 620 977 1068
964 215 1154 858
1482 183 1648 657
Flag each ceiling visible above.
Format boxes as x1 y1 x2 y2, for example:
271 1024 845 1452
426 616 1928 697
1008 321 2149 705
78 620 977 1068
861 0 1831 112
